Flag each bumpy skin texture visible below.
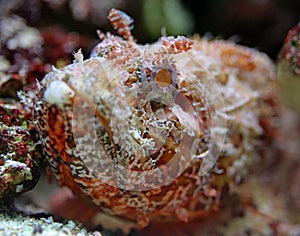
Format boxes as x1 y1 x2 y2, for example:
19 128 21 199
32 9 276 228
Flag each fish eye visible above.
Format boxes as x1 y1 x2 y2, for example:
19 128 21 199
153 68 174 87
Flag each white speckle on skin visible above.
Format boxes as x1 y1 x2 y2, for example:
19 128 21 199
44 80 75 109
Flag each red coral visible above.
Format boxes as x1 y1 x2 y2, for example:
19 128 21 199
278 22 300 76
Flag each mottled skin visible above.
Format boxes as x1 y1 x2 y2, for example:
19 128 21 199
32 9 277 229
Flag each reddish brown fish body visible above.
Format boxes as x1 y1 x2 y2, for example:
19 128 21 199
33 9 276 229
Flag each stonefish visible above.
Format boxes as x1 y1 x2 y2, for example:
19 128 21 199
26 8 276 230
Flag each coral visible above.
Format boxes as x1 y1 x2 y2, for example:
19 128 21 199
0 211 94 235
277 22 300 115
278 22 300 76
0 100 41 200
